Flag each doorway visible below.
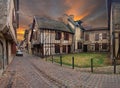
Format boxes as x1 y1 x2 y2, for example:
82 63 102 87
83 45 87 52
95 43 99 51
68 45 71 53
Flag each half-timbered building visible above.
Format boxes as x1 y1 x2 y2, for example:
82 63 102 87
30 16 74 57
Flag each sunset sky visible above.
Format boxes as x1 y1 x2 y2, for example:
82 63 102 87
17 0 108 41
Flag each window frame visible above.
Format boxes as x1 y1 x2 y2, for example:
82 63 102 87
95 33 99 41
55 31 61 40
85 34 89 41
64 32 69 40
102 33 107 39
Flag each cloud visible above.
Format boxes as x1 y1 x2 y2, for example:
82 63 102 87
20 0 107 26
64 0 107 27
17 27 26 41
18 0 108 41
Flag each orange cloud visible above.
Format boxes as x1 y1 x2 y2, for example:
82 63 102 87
65 0 97 21
17 27 26 41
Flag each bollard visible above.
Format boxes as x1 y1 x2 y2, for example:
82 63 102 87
113 58 116 74
91 58 93 73
72 56 74 69
60 55 62 66
52 56 53 63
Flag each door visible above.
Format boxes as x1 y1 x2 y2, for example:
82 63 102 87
95 43 99 51
40 44 44 57
0 41 4 70
83 45 87 52
68 45 71 53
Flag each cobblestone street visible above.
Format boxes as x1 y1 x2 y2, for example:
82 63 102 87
0 53 120 88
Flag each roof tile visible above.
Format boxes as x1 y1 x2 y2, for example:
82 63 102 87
35 17 74 34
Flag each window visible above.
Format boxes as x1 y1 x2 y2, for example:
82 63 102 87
55 45 60 53
77 42 82 49
64 32 69 40
55 31 61 40
85 34 89 41
81 31 84 39
102 33 107 39
62 45 66 53
102 43 107 49
95 34 99 41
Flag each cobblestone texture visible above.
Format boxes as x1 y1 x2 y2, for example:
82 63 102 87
0 53 120 88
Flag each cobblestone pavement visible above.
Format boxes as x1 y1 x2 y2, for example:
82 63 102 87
0 53 120 88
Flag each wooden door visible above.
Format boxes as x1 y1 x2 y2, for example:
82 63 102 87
95 43 99 51
83 45 87 52
68 45 71 53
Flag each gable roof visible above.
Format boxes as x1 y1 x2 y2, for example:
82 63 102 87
34 16 74 34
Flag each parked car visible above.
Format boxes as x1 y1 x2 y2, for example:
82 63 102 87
16 50 23 56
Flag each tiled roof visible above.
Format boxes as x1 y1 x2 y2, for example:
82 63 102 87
34 16 74 34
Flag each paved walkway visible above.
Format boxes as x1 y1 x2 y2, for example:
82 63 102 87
0 53 120 88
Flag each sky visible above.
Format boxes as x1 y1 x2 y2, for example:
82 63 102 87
17 0 108 41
